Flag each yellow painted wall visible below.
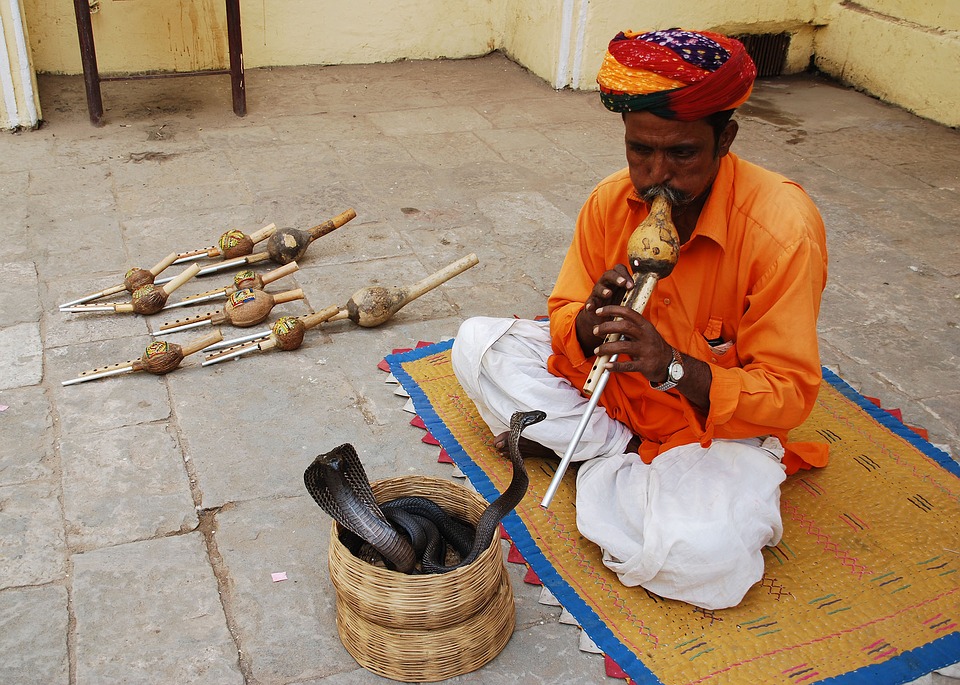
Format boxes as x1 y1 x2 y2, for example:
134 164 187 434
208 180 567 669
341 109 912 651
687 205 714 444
568 0 825 90
814 1 960 127
19 0 960 127
24 0 501 74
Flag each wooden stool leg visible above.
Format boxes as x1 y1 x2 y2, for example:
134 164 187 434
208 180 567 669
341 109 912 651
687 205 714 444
72 0 104 126
225 0 246 116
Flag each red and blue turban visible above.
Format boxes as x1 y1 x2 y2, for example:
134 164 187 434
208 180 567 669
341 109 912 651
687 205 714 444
597 29 756 121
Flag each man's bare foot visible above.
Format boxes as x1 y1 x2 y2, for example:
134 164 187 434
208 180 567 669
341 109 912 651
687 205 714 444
492 432 558 459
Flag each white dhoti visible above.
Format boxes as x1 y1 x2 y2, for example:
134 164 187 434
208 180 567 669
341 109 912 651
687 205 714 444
451 316 787 610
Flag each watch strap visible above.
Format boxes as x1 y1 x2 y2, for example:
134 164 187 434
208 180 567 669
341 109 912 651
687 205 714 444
651 347 682 392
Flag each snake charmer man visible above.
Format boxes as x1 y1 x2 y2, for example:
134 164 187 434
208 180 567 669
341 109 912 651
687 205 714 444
451 28 829 610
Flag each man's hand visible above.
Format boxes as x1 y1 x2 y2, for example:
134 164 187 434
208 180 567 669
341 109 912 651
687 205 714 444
590 304 673 381
592 303 713 411
575 265 634 357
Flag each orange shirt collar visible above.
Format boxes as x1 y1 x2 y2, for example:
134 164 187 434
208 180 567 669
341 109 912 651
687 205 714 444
626 152 737 252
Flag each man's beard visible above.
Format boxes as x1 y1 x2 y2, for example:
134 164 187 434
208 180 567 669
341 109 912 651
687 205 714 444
639 184 693 206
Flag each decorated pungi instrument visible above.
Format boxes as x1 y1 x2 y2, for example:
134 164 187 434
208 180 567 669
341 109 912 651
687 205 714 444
540 195 679 508
163 261 300 310
201 253 480 364
61 330 223 386
60 263 203 315
59 252 180 308
201 305 340 366
155 209 356 284
172 223 277 264
155 287 306 335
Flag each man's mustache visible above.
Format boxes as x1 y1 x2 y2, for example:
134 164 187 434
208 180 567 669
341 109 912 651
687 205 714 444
639 184 693 206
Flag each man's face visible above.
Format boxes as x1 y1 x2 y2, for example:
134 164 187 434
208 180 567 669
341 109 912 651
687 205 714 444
623 111 736 208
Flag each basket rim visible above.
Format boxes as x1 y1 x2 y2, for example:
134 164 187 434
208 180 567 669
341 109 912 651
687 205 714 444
328 474 501 582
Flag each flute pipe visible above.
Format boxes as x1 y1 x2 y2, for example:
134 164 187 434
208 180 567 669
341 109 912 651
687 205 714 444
154 319 211 336
150 252 180 276
308 208 357 240
201 343 259 366
540 359 616 509
172 248 217 265
248 223 277 243
60 303 121 313
260 260 299 285
62 365 136 386
162 290 226 310
581 272 658 395
160 263 202 296
155 254 260 285
299 304 341 330
401 253 479 306
60 286 127 308
269 288 305 305
180 330 224 356
203 328 270 351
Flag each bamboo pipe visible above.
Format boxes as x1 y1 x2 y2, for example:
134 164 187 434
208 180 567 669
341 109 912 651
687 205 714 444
541 196 679 509
60 263 202 315
61 330 223 386
155 287 305 335
201 305 342 366
154 251 272 285
163 261 300 310
202 253 480 356
59 252 179 308
173 223 277 264
265 209 357 265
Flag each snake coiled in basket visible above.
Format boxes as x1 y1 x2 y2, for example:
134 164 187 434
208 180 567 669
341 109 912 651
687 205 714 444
304 409 546 574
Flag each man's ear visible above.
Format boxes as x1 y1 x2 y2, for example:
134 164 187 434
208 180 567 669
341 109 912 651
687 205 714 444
718 120 738 157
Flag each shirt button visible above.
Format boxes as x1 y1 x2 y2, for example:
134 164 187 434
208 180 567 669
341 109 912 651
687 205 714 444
663 298 670 305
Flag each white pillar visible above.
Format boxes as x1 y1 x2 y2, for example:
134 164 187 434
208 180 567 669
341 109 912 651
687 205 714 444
0 0 41 130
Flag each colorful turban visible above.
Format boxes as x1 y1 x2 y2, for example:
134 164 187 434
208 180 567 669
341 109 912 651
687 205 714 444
597 29 756 121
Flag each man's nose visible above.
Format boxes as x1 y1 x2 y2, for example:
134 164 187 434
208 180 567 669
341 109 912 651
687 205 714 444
649 152 671 184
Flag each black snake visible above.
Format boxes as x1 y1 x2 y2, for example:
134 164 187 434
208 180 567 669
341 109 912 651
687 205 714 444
304 409 546 574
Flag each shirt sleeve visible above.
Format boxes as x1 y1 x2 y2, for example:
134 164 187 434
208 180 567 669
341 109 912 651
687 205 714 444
548 187 614 368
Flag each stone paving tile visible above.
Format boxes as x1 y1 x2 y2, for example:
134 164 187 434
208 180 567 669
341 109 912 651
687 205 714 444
48 338 172 434
0 480 66 588
1 261 41 326
0 585 69 685
211 495 352 683
0 385 55 486
60 423 197 551
2 54 959 685
72 534 243 684
0 322 43 390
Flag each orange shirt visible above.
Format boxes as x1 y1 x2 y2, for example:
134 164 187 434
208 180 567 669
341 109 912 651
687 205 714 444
548 153 829 474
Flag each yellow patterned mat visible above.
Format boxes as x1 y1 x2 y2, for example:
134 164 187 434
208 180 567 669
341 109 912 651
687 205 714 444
386 341 960 685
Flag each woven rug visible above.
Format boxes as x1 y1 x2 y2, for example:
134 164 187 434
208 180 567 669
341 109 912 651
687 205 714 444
386 339 960 685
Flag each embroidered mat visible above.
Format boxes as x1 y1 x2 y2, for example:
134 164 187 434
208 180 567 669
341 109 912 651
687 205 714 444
386 340 960 685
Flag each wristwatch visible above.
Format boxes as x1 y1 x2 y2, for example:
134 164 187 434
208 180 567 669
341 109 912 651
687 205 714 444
651 347 684 392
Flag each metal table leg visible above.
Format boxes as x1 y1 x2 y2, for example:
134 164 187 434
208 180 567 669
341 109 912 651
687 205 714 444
72 0 104 126
225 0 246 116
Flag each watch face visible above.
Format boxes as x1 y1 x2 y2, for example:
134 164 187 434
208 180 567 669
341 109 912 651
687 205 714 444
669 361 684 381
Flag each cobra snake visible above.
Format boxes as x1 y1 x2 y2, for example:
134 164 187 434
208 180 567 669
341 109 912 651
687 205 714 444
304 409 546 574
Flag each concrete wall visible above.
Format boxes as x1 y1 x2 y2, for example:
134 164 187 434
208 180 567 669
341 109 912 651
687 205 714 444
17 0 960 128
814 1 960 127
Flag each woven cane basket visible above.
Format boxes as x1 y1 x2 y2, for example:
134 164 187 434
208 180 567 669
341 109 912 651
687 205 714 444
327 475 516 682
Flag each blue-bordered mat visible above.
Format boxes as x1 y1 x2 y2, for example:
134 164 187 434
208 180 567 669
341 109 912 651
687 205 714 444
386 339 960 685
